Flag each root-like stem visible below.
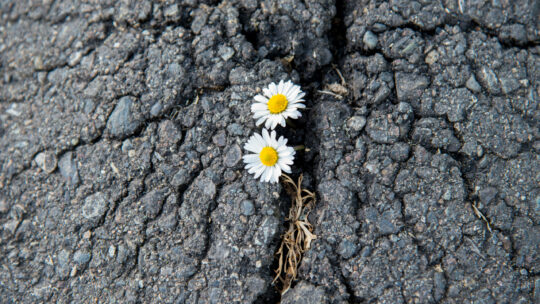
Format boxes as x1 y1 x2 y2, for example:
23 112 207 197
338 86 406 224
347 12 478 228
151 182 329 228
273 174 317 295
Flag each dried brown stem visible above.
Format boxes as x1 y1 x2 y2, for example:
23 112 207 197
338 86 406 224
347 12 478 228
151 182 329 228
273 174 317 295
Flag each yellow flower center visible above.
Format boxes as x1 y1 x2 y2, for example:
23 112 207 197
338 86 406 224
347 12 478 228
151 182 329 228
259 147 278 166
267 94 288 114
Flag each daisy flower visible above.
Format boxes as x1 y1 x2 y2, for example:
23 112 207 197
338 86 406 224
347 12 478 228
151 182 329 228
252 80 306 130
243 129 295 183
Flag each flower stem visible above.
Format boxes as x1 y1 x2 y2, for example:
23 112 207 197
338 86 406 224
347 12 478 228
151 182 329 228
294 145 305 151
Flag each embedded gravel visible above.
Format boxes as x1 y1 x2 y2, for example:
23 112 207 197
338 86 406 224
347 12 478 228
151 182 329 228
0 0 539 303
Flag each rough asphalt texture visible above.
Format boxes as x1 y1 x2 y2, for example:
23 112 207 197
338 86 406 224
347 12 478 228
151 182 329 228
0 0 539 303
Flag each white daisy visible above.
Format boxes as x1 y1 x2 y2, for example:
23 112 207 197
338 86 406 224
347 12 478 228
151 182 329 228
243 129 295 183
251 80 306 130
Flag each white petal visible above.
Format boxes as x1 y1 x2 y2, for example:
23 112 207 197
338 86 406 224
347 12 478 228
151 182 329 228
283 80 291 93
267 129 277 148
244 141 260 153
282 81 292 95
248 164 260 173
246 136 258 147
252 103 268 112
277 145 289 153
284 109 301 119
280 147 294 157
247 160 260 171
270 117 279 130
277 136 287 146
252 108 266 117
288 146 296 154
270 130 277 141
278 115 286 127
270 132 279 145
278 146 293 154
285 112 298 119
285 86 297 100
262 128 271 144
261 166 270 182
253 109 270 119
269 130 279 144
253 111 268 119
279 148 295 159
288 105 305 112
254 165 266 179
268 166 276 183
249 163 260 175
270 166 281 184
256 116 267 126
280 152 294 162
285 86 299 99
279 162 291 173
255 133 267 149
252 134 261 143
289 85 301 95
289 100 306 108
287 94 301 102
243 154 260 164
279 159 294 167
270 166 278 183
266 166 274 183
269 82 278 96
246 163 260 171
264 118 273 129
282 161 294 168
254 95 268 103
277 165 284 180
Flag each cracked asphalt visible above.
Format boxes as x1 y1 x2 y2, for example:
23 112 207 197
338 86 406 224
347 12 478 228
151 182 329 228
0 0 539 303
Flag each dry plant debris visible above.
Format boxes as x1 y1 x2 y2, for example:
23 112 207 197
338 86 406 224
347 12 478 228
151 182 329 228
471 201 493 233
273 174 317 295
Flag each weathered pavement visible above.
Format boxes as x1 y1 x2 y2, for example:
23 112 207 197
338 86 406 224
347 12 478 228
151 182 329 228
0 0 539 303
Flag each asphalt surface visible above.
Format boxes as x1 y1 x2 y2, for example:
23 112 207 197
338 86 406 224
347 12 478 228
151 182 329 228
0 0 539 303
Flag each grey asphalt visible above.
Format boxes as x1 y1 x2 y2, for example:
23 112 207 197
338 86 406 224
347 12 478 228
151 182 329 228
0 1 538 303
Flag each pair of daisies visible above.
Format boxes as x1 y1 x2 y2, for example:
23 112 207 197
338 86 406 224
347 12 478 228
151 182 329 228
243 80 305 183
